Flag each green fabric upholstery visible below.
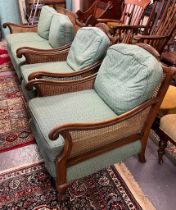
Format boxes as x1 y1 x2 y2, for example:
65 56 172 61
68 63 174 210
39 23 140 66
49 13 74 48
95 44 163 115
6 32 45 46
30 118 141 180
9 40 52 79
37 6 56 39
28 89 117 162
67 27 110 71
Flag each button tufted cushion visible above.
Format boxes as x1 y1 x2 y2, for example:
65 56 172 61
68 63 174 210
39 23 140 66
67 27 110 71
94 44 163 115
49 13 74 48
37 6 56 39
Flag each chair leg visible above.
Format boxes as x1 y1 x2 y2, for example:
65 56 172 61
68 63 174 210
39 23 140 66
138 152 146 163
56 183 69 201
158 138 168 164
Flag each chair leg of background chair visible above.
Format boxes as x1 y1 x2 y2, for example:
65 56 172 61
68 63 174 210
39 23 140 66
138 152 146 163
158 138 168 164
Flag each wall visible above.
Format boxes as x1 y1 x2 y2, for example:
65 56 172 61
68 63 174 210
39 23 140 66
0 0 21 37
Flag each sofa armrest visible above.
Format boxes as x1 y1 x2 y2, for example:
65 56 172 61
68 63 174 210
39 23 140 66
17 47 70 64
26 73 96 97
3 22 37 34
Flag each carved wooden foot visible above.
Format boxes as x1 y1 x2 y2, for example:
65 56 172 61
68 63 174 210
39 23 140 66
56 183 69 201
158 138 168 164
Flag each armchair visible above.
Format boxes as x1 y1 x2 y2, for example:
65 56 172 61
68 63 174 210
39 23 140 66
28 44 173 197
3 6 77 80
21 25 112 99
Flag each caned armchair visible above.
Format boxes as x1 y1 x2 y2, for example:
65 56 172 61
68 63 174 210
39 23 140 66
3 6 78 80
27 43 174 198
20 24 113 99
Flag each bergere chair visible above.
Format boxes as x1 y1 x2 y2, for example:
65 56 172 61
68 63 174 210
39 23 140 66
20 25 112 99
27 43 174 197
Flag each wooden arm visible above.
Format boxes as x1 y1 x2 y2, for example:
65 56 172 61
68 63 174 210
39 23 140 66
3 22 37 34
134 34 170 41
97 18 121 23
28 61 101 80
49 98 157 140
16 47 70 64
26 73 96 96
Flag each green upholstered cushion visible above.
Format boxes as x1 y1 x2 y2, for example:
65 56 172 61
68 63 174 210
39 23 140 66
28 89 117 162
21 61 73 84
8 40 52 79
49 13 74 48
37 6 56 39
95 44 163 115
67 27 110 71
6 32 45 46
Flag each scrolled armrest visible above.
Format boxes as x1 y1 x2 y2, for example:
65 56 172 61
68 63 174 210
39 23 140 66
3 22 37 34
28 61 101 80
26 73 96 96
16 47 70 64
49 98 156 140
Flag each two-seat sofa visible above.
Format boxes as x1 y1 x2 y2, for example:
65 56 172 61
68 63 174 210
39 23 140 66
4 6 75 79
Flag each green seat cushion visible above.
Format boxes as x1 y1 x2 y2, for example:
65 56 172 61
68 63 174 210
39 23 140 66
9 40 52 79
29 89 117 162
21 61 73 84
6 32 45 46
49 13 74 48
67 27 110 71
95 44 163 115
37 6 56 39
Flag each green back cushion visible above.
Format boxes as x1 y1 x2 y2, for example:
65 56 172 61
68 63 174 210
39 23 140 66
67 27 110 71
37 6 56 39
94 44 163 115
49 13 74 48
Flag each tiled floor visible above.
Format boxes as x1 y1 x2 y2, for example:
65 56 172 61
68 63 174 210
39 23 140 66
0 139 176 210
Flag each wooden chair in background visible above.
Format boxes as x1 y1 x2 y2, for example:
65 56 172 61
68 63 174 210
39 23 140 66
75 0 114 26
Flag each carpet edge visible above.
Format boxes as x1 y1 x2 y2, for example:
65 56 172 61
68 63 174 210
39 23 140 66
114 163 156 210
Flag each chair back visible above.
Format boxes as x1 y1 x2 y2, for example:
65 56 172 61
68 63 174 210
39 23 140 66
76 0 113 26
144 0 176 53
120 0 150 25
67 27 110 71
94 44 163 115
56 7 81 34
92 0 113 18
